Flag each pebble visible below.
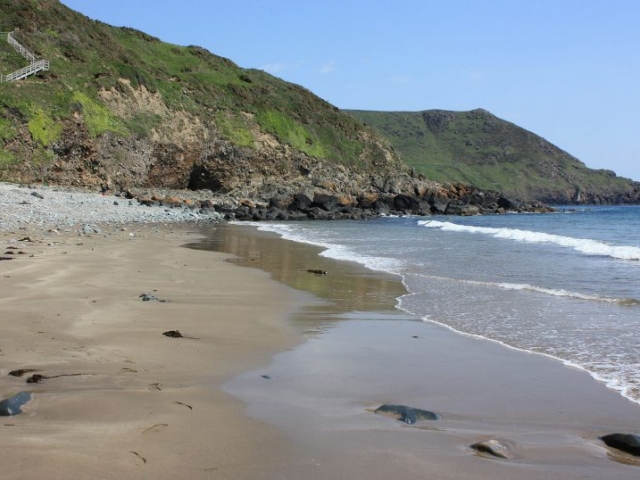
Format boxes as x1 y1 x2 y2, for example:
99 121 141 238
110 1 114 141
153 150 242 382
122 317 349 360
0 182 223 235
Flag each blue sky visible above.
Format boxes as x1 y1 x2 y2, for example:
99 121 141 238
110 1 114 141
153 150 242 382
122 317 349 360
61 1 640 181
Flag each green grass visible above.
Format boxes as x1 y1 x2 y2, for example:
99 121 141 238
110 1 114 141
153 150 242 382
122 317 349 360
0 149 15 166
348 109 640 202
71 91 127 137
0 0 407 187
27 107 62 146
0 116 15 142
257 110 329 158
215 111 255 148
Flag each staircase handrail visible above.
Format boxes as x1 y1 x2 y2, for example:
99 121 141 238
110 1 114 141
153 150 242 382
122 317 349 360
1 59 49 82
1 30 50 82
7 31 36 63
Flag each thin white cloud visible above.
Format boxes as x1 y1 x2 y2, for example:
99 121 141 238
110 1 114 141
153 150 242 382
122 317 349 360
320 59 336 74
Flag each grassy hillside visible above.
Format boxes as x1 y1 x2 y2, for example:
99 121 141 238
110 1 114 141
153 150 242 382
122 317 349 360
0 0 391 176
348 109 639 203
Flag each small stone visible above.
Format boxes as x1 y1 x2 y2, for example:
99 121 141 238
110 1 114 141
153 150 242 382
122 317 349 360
162 330 183 338
139 293 166 302
81 224 101 235
470 439 512 459
26 374 46 384
31 191 44 199
307 269 328 275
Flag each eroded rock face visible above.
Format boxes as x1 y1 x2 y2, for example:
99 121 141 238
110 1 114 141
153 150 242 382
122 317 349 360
0 81 550 219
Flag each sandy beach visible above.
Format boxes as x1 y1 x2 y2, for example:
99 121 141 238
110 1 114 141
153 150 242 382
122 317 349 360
202 224 640 479
0 224 305 479
1 207 640 478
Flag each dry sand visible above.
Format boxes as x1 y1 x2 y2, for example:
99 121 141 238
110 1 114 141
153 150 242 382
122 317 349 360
0 225 304 479
1 222 640 479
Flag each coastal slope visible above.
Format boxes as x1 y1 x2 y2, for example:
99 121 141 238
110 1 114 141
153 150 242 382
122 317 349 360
348 109 640 204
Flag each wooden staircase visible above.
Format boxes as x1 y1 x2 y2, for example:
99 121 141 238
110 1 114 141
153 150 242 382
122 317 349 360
1 31 49 82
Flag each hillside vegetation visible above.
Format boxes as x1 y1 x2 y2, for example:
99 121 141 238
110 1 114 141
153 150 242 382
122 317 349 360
0 0 409 198
1 0 637 207
348 109 640 204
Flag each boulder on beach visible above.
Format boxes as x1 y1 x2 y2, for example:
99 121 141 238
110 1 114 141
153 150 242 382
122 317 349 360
374 404 439 424
0 392 32 416
470 439 512 460
600 433 640 457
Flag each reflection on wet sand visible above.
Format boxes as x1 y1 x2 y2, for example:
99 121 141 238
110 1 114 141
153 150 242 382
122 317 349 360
187 223 411 334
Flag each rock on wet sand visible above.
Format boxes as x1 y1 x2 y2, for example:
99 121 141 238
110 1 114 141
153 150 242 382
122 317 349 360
373 404 439 424
0 392 32 416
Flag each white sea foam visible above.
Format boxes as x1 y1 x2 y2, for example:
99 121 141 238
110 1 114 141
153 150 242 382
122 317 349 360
396 293 640 405
419 220 640 261
406 272 639 305
246 219 640 406
248 222 404 275
415 313 640 407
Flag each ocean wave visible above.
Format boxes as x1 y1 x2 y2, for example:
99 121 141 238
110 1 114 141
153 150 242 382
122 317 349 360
419 220 640 261
414 314 640 406
249 222 404 275
409 273 639 305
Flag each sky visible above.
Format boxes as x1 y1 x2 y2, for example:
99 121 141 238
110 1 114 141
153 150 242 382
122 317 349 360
61 0 640 181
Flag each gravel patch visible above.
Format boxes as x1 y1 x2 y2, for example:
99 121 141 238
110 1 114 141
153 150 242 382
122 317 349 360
0 182 223 236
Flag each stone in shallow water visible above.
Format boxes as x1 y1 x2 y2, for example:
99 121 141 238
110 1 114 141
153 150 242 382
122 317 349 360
374 404 439 424
0 392 32 416
600 433 640 457
470 439 512 459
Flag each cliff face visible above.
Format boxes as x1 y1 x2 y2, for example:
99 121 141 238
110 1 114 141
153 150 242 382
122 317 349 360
1 83 419 203
0 0 424 206
2 1 633 211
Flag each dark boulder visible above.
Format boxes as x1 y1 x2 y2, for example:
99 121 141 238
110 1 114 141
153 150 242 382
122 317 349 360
374 404 439 424
393 194 418 212
312 193 339 211
0 392 31 416
290 193 313 212
470 439 512 459
162 330 183 338
269 195 291 210
600 433 640 456
373 200 391 216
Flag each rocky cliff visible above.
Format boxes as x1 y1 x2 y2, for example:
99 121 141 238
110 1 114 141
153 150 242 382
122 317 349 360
0 1 547 218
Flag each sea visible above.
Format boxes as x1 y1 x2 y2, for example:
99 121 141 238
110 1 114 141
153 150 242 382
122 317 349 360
247 205 640 405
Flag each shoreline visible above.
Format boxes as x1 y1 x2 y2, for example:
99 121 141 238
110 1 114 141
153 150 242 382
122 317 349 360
200 223 640 479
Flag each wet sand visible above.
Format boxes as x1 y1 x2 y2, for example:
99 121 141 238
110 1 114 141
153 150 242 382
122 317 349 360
201 224 640 479
1 222 640 479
